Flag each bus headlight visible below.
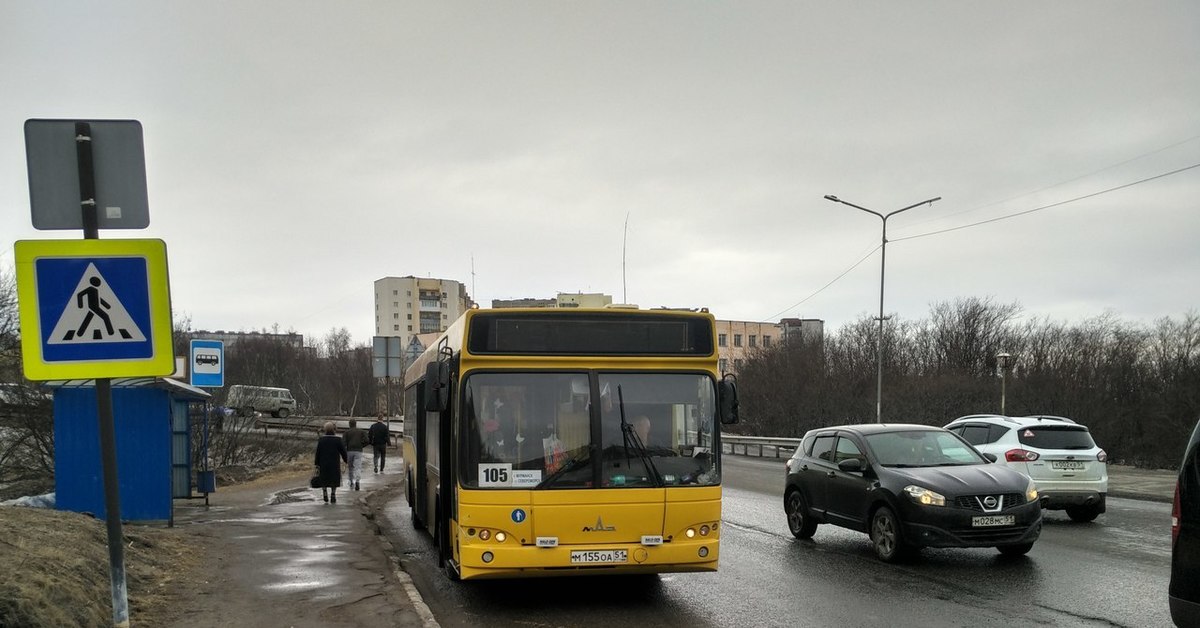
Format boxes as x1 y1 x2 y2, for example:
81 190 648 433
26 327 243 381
685 528 696 538
479 529 491 541
495 532 506 543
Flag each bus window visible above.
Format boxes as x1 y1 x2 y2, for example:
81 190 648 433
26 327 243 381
597 372 718 487
461 372 590 489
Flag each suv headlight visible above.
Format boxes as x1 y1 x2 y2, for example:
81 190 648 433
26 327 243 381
904 485 945 507
1026 479 1039 503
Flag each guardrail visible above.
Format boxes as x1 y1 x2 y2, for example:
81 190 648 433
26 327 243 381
722 435 801 459
253 415 404 437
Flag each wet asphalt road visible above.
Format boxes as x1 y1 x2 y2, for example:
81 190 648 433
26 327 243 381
380 456 1173 628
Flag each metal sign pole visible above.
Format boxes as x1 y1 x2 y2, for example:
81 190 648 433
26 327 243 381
77 121 131 628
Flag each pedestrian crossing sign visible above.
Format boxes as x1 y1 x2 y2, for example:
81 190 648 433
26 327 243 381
15 239 173 380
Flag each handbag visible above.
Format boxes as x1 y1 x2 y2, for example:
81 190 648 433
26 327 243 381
309 465 321 489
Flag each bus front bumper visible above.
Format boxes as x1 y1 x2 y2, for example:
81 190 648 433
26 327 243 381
456 538 720 580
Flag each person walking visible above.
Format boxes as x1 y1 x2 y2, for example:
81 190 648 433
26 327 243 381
368 412 392 474
343 419 368 491
314 421 347 504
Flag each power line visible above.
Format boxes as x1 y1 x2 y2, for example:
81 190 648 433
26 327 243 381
898 133 1200 232
762 244 881 322
893 162 1200 243
762 160 1200 322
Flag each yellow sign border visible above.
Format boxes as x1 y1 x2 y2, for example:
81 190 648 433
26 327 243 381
15 239 173 381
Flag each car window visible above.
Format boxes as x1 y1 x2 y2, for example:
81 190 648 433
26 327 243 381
1017 426 1096 449
864 430 987 467
960 425 990 445
988 424 1011 444
834 437 864 464
811 435 836 462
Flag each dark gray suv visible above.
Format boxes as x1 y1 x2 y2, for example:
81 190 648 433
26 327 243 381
784 423 1042 562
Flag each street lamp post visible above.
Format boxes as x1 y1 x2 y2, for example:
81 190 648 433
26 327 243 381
996 352 1013 415
824 194 941 423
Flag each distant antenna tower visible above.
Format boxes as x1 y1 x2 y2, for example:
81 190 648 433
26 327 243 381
622 212 630 303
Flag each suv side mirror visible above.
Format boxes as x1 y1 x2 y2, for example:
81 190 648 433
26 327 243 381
424 362 450 412
718 376 739 425
837 458 863 473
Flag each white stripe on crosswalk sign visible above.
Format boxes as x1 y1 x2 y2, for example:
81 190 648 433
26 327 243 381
47 262 147 344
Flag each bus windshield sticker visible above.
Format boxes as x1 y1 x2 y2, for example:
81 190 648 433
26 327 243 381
479 463 513 487
512 470 542 488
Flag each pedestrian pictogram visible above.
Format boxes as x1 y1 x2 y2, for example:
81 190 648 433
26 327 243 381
49 263 147 344
15 239 173 380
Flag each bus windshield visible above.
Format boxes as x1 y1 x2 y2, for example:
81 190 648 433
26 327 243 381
460 371 720 489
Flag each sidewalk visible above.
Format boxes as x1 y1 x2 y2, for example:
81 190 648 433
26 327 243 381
1106 463 1177 503
170 461 434 628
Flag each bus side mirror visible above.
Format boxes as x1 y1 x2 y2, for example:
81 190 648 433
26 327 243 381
424 362 450 412
718 377 739 425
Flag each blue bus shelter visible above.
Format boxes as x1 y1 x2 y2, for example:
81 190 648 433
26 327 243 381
49 377 210 524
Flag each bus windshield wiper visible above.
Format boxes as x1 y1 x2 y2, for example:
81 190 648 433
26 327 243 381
537 451 591 489
617 385 661 487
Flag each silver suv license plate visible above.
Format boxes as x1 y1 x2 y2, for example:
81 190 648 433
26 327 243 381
570 549 628 564
972 515 1015 527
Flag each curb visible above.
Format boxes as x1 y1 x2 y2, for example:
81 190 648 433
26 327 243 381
362 485 441 628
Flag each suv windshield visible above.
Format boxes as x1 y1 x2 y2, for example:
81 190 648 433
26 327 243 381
1017 426 1096 450
865 430 987 467
459 371 719 489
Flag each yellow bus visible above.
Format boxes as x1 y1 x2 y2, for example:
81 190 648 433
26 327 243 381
401 307 739 580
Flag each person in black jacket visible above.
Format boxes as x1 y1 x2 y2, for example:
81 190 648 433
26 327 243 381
368 413 391 474
314 421 347 503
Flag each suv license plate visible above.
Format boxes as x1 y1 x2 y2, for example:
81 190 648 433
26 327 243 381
570 549 628 564
972 515 1015 527
1051 461 1085 470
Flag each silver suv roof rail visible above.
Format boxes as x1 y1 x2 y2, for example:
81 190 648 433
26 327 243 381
951 414 1013 424
1020 414 1077 424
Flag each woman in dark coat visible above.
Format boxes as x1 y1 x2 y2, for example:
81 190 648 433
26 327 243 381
314 421 347 503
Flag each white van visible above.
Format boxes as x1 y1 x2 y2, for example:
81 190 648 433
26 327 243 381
226 385 297 418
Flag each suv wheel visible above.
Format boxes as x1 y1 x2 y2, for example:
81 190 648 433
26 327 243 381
998 542 1034 557
1066 504 1101 523
870 506 914 562
785 489 818 539
277 408 290 419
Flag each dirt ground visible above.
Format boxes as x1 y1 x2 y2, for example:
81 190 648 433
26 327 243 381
0 461 310 628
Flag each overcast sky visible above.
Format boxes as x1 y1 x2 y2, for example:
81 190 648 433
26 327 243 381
2 2 1198 345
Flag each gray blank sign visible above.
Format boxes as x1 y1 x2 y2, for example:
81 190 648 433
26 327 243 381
25 119 150 230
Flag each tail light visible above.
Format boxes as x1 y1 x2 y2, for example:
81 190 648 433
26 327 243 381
1005 449 1040 462
1097 449 1107 463
1173 481 1182 546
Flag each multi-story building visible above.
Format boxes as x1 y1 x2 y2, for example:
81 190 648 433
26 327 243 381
715 318 824 374
374 276 474 351
492 292 617 309
191 330 305 349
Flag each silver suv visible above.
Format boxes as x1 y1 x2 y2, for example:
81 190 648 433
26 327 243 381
944 414 1108 522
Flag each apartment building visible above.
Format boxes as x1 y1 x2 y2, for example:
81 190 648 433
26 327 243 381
374 276 474 350
191 330 304 349
715 318 824 374
492 292 616 309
